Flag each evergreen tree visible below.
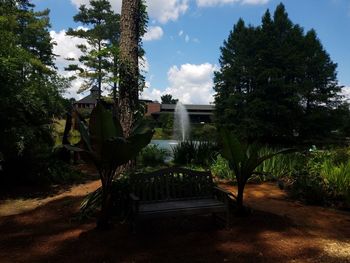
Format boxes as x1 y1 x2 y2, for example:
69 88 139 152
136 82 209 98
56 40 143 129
161 94 178 104
214 3 344 145
0 0 69 181
65 0 114 98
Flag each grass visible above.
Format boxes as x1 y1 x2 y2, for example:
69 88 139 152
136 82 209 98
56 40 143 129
152 128 172 140
320 159 350 202
53 119 80 146
255 147 304 180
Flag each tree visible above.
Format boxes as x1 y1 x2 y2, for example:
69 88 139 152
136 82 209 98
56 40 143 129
161 94 178 104
0 0 69 181
214 3 344 145
118 0 148 137
65 0 115 98
66 103 153 229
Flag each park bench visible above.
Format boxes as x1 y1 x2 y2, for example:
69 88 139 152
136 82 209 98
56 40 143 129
129 167 233 231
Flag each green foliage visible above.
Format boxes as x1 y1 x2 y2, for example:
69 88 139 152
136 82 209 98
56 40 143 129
220 129 292 211
210 154 233 180
320 160 350 202
290 171 328 205
161 94 178 104
80 176 131 219
65 0 119 95
255 147 305 180
138 144 169 167
152 128 172 140
158 113 174 136
191 124 217 141
214 3 345 144
0 1 70 182
172 141 218 167
66 102 154 228
289 149 350 208
70 103 154 170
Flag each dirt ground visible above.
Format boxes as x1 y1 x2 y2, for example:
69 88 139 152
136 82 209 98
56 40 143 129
0 173 349 263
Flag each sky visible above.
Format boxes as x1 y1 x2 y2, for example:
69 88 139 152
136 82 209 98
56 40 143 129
32 0 350 104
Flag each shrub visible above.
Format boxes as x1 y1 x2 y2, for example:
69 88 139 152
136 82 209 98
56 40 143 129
289 149 350 208
210 154 233 180
138 145 169 167
320 159 350 205
290 171 328 205
172 140 218 166
191 124 217 141
80 175 131 219
255 147 305 180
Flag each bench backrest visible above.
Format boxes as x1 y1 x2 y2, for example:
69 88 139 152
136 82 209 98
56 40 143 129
130 167 214 202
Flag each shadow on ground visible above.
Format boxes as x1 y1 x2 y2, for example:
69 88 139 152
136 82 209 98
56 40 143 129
0 190 349 263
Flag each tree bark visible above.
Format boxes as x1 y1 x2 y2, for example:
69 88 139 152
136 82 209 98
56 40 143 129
236 179 246 214
97 170 113 230
119 0 140 137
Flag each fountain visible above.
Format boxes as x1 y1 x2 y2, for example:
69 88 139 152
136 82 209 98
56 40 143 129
173 101 190 141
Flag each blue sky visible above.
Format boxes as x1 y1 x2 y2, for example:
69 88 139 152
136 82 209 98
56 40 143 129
32 0 350 104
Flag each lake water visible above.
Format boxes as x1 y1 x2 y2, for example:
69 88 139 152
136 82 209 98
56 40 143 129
150 139 179 152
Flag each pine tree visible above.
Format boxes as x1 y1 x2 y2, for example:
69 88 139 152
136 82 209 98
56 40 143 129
118 0 148 136
65 0 114 98
214 3 344 145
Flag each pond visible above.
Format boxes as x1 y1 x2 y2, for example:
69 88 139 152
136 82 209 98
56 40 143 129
150 139 179 152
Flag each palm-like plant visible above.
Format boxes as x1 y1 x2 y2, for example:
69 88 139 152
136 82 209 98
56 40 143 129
220 129 292 213
66 102 154 228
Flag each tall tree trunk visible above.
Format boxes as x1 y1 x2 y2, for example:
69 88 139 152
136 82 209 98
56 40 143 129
119 0 140 137
98 41 102 100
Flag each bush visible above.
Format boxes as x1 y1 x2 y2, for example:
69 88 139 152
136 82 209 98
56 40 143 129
290 171 328 205
138 145 169 167
172 140 218 166
289 149 350 208
80 175 131 219
191 124 217 141
319 159 350 205
210 154 233 180
255 147 305 180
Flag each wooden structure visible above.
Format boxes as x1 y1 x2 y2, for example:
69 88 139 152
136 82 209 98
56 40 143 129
129 167 232 230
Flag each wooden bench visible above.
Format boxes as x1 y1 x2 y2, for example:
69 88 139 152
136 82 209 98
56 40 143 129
129 167 232 231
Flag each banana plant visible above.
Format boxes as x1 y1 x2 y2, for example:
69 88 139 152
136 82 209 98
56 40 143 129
220 129 293 213
65 102 154 228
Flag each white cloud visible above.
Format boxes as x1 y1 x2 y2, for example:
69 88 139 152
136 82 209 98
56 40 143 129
143 26 164 41
340 86 350 102
185 34 190 42
178 30 184 37
142 63 218 104
50 28 89 99
196 0 269 7
70 0 188 24
50 28 87 71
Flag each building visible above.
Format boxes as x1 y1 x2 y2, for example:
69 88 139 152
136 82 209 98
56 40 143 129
146 102 214 123
74 86 99 109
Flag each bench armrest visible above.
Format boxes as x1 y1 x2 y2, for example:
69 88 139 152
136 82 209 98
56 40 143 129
129 193 140 216
129 193 140 202
213 186 237 200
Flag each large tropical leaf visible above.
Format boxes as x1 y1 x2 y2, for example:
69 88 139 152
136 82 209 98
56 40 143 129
220 129 244 176
89 103 123 149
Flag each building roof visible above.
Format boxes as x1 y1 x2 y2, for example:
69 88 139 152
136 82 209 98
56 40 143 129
75 93 98 104
161 104 214 111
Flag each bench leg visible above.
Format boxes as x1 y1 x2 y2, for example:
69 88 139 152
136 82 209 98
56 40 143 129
129 217 137 234
225 209 231 229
